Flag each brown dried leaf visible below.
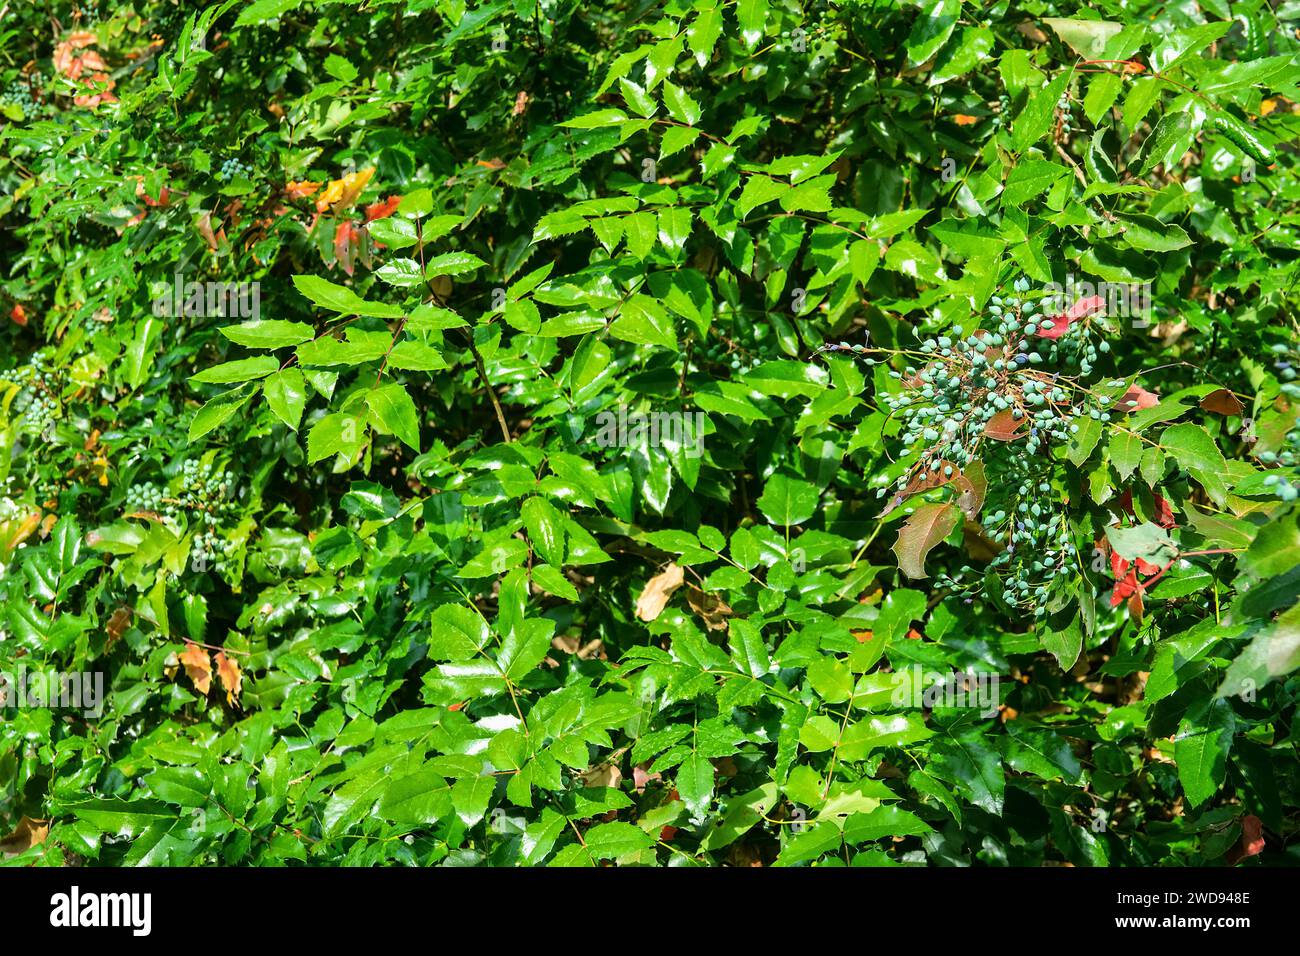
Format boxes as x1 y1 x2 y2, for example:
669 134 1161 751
685 585 732 632
0 817 49 859
179 640 212 696
579 761 623 789
636 563 685 621
106 607 132 647
1199 388 1244 417
215 651 242 706
984 407 1027 441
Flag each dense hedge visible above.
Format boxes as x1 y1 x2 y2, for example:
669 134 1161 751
2 0 1299 866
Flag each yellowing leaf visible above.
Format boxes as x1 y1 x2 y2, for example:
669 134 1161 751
316 167 375 213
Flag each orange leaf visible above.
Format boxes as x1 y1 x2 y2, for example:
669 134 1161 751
1119 383 1159 412
315 167 375 213
285 179 323 200
215 651 243 706
179 640 212 695
334 220 360 276
364 195 401 222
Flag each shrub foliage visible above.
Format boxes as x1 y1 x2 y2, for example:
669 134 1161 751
2 0 1299 866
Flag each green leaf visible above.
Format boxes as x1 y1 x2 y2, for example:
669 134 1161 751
1013 72 1070 153
375 258 425 288
293 275 403 318
1118 215 1192 252
365 383 421 452
1106 522 1177 565
735 0 769 50
677 753 715 822
932 729 1005 815
220 320 314 349
662 81 701 126
188 388 253 442
190 356 279 385
425 251 487 276
1175 697 1234 807
522 497 566 565
736 175 790 218
1218 604 1300 700
1137 111 1196 175
307 411 368 463
263 368 307 431
1162 422 1229 506
700 783 777 851
585 821 655 861
905 0 960 67
756 474 819 526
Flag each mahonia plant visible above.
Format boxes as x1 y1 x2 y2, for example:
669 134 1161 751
0 0 1298 871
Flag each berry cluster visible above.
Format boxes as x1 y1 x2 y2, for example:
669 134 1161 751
0 79 36 117
1257 343 1300 501
1271 342 1298 386
696 315 781 373
867 276 1121 614
8 352 60 438
125 460 238 571
1057 92 1075 141
876 276 1109 481
125 481 166 512
216 157 251 182
1263 473 1299 502
991 92 1010 130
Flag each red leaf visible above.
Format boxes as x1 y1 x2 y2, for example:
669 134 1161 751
1034 295 1105 339
1135 556 1162 576
984 408 1027 441
1110 551 1129 579
8 305 28 327
1226 815 1265 865
1111 569 1140 607
1153 493 1176 529
364 195 401 223
334 221 360 276
1118 383 1159 412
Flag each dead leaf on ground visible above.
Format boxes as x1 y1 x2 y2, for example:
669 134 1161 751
636 563 684 621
